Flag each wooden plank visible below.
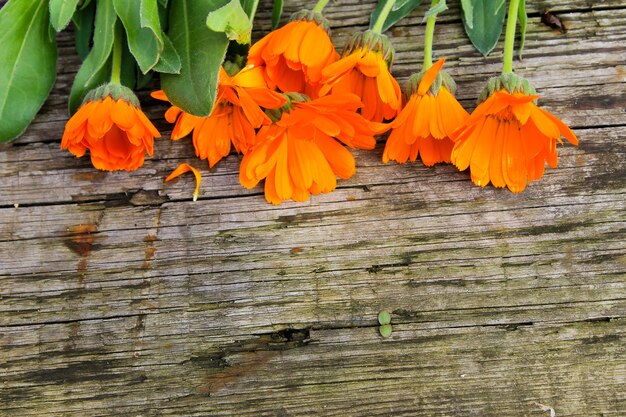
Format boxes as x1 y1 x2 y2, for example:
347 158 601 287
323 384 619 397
2 318 625 416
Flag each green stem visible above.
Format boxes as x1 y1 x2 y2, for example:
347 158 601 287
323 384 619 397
110 22 123 85
422 0 439 69
502 0 520 74
371 0 396 34
313 0 330 13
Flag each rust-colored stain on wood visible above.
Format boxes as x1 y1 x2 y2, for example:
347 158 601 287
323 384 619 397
144 235 159 243
72 171 107 182
196 351 278 395
143 234 158 268
64 224 98 257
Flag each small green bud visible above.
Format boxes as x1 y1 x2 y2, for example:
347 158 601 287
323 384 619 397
379 324 392 338
377 311 391 325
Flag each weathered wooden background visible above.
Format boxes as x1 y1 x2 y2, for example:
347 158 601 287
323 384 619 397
1 0 625 416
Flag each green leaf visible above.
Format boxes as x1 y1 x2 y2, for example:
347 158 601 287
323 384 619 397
423 0 447 21
152 32 182 74
271 0 283 30
49 0 81 32
140 0 164 48
517 0 527 59
113 0 161 74
206 0 252 45
137 70 154 90
161 0 229 116
462 0 506 56
120 35 137 89
72 0 96 60
69 0 117 113
369 0 423 33
240 0 260 20
495 0 506 14
0 0 57 143
460 0 473 29
158 0 170 31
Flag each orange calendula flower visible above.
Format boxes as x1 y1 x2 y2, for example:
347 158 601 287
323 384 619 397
451 74 579 193
247 11 338 97
152 65 286 168
240 93 384 205
61 83 160 171
320 30 401 123
382 59 469 166
165 163 202 202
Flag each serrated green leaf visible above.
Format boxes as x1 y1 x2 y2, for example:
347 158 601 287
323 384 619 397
140 0 164 48
206 0 252 45
369 0 423 33
49 0 81 32
423 0 447 21
69 0 117 113
460 0 473 29
517 0 527 59
271 0 283 29
161 0 229 116
113 0 160 74
0 0 57 143
152 32 182 74
240 0 260 20
462 0 506 56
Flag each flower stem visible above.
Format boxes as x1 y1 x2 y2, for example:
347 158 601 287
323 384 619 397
313 0 330 13
110 22 123 85
422 0 439 69
371 0 396 34
502 0 520 74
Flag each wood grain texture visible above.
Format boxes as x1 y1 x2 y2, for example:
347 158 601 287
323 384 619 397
1 0 625 416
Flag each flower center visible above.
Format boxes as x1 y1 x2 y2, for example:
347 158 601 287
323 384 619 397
492 106 515 121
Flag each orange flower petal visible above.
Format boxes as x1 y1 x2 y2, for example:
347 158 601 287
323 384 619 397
87 97 114 138
542 109 578 145
502 123 527 193
111 100 137 131
237 87 269 128
264 167 282 205
315 134 355 180
469 117 498 187
165 163 202 201
151 90 168 101
529 106 560 139
288 138 314 190
452 118 486 171
230 65 267 88
488 122 506 188
417 58 445 96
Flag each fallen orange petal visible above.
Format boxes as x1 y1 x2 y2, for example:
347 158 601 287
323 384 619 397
165 163 202 201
